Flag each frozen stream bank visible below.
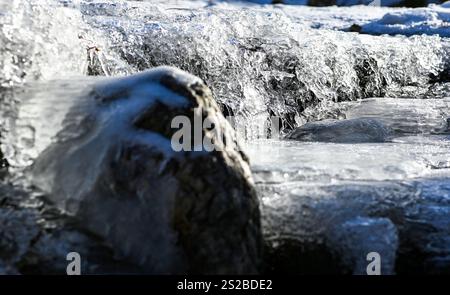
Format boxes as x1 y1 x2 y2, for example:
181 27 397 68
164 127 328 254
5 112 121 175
1 0 450 274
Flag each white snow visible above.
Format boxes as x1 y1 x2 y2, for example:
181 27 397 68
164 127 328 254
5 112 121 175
208 1 450 37
218 0 432 6
212 0 450 37
361 2 450 36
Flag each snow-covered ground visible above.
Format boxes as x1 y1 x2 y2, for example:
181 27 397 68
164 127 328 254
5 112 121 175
221 0 420 6
156 0 450 36
222 0 450 36
361 2 450 36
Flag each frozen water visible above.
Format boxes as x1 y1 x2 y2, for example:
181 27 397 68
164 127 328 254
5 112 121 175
1 0 450 273
2 0 449 138
0 0 86 87
76 0 449 137
246 97 450 273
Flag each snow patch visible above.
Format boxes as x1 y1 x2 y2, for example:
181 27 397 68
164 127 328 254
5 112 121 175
361 2 450 37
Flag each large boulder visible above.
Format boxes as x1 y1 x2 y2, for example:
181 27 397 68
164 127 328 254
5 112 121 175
28 66 262 274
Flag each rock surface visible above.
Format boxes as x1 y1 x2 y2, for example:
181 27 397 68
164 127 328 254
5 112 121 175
327 217 398 275
0 145 7 176
0 181 143 274
287 117 391 143
27 67 262 274
0 208 38 274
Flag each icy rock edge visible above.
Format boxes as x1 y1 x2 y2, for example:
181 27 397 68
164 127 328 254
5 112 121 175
29 66 263 274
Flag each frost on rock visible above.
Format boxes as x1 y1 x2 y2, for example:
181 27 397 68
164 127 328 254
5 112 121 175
22 67 262 274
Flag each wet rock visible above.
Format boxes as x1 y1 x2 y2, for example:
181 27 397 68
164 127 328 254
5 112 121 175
445 118 450 133
0 208 40 271
287 117 391 143
0 180 143 274
29 67 262 274
20 225 144 274
0 262 19 275
348 24 362 33
308 0 337 6
327 217 398 275
0 153 6 168
0 146 7 178
0 135 7 173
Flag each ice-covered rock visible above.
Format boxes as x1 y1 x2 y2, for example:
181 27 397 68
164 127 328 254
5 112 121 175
23 67 262 274
286 117 392 142
0 181 144 274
